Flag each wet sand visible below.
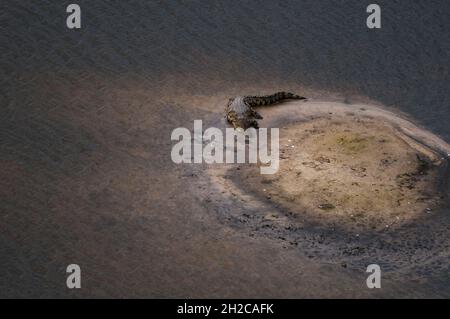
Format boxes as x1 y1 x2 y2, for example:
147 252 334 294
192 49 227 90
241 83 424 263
231 100 449 231
2 73 450 298
202 98 450 292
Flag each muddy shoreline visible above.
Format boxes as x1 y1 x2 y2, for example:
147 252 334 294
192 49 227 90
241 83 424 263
200 99 450 284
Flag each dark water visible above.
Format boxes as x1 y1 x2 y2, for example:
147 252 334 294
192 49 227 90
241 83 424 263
2 0 449 139
1 0 450 297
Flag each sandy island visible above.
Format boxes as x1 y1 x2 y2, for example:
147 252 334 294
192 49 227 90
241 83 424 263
206 99 450 234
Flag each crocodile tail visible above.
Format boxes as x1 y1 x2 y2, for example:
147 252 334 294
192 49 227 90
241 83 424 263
244 91 306 107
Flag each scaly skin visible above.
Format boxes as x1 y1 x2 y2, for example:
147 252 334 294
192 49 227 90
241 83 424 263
225 91 306 129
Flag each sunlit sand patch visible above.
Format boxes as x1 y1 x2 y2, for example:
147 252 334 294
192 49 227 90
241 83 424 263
239 117 447 232
209 100 450 233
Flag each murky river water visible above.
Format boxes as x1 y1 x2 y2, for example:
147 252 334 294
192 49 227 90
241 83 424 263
1 1 449 297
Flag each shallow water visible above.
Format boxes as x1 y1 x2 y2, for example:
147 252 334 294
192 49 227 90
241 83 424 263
1 1 449 297
2 1 449 138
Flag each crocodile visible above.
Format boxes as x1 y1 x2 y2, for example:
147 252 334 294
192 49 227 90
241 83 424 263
225 91 307 129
